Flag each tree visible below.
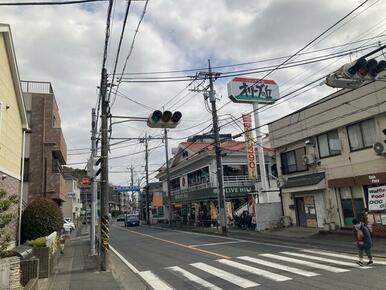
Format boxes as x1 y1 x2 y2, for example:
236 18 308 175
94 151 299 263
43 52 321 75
0 189 18 257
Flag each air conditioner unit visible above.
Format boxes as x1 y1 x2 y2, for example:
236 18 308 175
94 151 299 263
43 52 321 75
303 154 319 166
373 142 386 155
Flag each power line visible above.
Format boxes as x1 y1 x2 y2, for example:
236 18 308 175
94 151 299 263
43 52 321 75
0 0 107 6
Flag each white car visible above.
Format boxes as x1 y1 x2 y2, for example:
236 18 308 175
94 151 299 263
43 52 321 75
63 221 72 232
63 219 75 231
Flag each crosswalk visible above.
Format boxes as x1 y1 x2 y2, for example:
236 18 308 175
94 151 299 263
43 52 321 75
139 250 386 290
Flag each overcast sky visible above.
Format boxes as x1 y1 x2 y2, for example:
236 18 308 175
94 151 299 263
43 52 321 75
1 0 385 185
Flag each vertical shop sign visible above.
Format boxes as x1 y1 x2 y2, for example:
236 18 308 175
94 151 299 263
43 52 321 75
242 113 257 180
368 186 386 211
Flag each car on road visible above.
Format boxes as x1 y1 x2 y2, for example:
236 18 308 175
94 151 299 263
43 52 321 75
63 220 72 232
125 214 140 227
116 215 126 222
64 218 75 230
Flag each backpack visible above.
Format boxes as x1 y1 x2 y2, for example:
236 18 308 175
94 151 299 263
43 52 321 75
356 227 365 241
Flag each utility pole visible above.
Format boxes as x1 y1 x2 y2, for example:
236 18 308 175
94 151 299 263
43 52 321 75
207 59 227 235
164 128 172 226
144 135 150 225
90 108 97 255
130 165 134 213
100 68 109 271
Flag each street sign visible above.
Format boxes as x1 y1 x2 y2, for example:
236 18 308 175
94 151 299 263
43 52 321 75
227 77 279 104
112 186 141 192
242 113 257 180
81 176 90 186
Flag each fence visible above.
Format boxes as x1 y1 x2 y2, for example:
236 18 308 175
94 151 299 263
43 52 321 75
20 258 39 287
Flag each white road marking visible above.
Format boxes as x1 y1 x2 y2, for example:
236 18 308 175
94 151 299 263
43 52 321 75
301 249 386 265
218 259 291 282
110 246 174 290
140 271 175 290
280 252 372 269
167 266 223 290
190 240 246 247
238 256 319 277
260 253 349 273
191 262 259 288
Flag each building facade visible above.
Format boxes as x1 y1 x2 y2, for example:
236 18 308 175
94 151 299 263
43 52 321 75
22 81 67 206
0 24 29 247
269 79 386 234
156 134 279 226
63 176 81 223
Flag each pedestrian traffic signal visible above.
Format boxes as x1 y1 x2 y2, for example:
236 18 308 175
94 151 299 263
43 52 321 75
326 57 386 89
147 110 182 128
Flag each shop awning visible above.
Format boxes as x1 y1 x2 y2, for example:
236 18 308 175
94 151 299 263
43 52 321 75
328 172 386 188
281 172 326 193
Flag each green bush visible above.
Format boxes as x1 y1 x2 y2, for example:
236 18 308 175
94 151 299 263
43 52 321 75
25 237 47 248
21 198 63 243
0 189 18 258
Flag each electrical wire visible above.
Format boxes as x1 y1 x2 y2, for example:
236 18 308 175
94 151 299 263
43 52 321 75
0 0 107 5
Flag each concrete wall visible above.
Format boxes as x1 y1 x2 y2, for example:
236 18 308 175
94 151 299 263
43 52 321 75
255 202 282 230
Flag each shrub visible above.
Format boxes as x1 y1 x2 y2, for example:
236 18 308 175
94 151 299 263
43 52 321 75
21 198 63 243
25 237 47 248
0 189 18 258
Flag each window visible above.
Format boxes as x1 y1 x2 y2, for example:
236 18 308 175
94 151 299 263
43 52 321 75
317 130 341 158
223 165 248 176
281 147 307 174
187 167 209 186
347 119 376 151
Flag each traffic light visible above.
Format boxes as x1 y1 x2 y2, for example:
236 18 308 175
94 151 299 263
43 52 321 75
326 57 386 89
373 128 386 155
147 110 182 128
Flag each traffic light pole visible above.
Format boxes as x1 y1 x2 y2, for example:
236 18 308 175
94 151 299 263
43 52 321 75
164 128 172 226
100 68 109 271
145 135 150 225
208 59 227 235
90 108 97 256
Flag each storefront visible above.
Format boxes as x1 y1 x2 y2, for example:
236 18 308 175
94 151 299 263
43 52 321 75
329 172 386 235
282 173 327 228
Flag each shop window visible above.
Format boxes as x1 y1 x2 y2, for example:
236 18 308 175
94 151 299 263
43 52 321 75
339 187 365 225
347 119 376 151
317 129 341 158
281 147 307 174
187 167 209 186
223 165 248 177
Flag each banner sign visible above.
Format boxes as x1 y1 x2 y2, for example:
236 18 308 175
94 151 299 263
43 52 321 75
368 186 386 211
242 113 257 180
180 175 188 190
227 77 279 104
112 186 141 192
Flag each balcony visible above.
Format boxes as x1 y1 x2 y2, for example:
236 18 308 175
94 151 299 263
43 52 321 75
51 128 67 164
21 80 53 94
46 172 66 202
223 175 259 187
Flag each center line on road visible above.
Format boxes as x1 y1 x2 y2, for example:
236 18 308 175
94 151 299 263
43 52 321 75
121 227 231 259
190 240 246 248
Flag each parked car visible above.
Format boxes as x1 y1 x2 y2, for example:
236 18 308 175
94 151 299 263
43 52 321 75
116 215 125 222
63 221 72 232
126 214 140 227
64 218 75 230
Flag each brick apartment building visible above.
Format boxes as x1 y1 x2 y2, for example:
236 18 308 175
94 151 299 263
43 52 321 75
22 81 67 206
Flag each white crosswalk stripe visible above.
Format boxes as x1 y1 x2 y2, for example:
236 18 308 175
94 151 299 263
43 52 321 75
218 259 292 282
166 266 223 290
260 253 349 273
238 256 319 277
280 251 372 269
191 262 259 288
139 270 175 290
301 249 386 265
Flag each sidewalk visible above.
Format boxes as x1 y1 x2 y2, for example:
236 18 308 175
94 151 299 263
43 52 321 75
43 225 147 290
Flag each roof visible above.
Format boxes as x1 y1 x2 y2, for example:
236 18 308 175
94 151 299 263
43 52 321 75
282 172 325 189
180 140 245 153
0 23 28 129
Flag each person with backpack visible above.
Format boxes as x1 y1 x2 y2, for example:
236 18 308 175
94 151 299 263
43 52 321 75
352 218 373 266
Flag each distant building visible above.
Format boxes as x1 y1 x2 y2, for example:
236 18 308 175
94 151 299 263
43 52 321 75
22 81 67 207
63 175 81 223
269 77 386 233
0 23 29 247
156 134 278 226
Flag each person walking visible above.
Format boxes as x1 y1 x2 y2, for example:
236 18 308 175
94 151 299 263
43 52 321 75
352 218 373 266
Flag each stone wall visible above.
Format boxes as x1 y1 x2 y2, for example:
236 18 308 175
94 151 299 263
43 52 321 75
0 256 21 290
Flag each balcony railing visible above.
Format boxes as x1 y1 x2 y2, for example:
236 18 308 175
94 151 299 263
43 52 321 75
224 175 259 187
21 81 53 94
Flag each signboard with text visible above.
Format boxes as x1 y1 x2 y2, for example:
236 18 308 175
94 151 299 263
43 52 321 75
112 186 141 192
227 77 279 104
368 186 386 211
242 113 257 180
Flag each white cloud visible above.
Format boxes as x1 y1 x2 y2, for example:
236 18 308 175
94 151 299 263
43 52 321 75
1 0 386 184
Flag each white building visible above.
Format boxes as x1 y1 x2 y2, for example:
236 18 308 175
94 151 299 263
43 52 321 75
268 77 386 234
63 176 81 223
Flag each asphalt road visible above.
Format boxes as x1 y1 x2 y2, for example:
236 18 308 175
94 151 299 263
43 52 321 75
110 223 386 290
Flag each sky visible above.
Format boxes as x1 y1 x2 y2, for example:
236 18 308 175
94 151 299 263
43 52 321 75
1 0 386 186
